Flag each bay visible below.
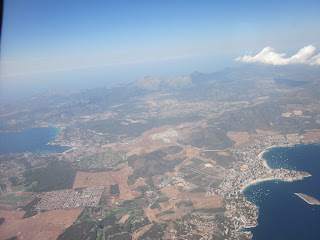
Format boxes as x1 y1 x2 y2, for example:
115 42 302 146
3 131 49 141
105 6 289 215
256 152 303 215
0 127 70 154
243 144 320 240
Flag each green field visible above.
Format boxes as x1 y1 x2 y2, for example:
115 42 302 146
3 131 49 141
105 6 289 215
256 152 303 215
0 194 34 206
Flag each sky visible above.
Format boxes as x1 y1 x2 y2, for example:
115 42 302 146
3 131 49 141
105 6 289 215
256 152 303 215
1 0 320 101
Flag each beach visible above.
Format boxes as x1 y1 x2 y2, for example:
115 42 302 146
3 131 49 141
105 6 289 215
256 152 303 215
240 177 281 193
258 145 276 170
240 146 278 193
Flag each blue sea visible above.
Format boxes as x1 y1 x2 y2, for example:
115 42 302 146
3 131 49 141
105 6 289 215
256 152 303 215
0 127 70 154
243 144 320 240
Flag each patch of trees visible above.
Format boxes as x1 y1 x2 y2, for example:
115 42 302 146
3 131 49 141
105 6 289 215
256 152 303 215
109 184 120 195
24 161 76 192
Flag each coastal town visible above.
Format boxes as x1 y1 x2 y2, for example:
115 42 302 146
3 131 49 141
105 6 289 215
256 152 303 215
1 126 319 240
1 65 320 239
211 133 314 235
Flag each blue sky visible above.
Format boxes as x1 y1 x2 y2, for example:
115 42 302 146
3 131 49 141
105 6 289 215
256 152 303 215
1 0 320 100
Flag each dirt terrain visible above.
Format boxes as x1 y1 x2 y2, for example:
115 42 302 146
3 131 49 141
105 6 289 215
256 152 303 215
73 171 116 189
191 196 223 209
73 162 145 200
0 209 82 240
303 129 320 141
227 131 250 146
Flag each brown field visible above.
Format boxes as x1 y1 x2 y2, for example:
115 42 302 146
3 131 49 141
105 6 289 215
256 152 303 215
73 163 145 200
183 191 206 199
161 187 183 199
166 172 176 178
73 171 116 189
191 196 223 209
157 200 188 221
118 214 130 224
255 129 278 136
144 206 161 222
174 146 211 172
303 129 320 141
184 160 194 165
159 187 223 220
126 147 143 157
217 151 230 156
0 205 17 211
0 208 82 240
124 126 181 155
153 187 198 221
132 223 153 240
227 131 250 146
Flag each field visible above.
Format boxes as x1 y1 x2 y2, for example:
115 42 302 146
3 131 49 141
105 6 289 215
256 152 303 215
191 196 223 209
227 131 250 146
73 162 144 200
0 209 82 240
73 171 116 189
0 194 34 206
303 129 320 141
178 158 226 190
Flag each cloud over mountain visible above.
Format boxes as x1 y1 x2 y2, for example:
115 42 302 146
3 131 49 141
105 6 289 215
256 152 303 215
235 45 320 65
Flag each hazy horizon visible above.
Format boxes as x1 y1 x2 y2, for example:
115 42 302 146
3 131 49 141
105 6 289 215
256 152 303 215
1 0 320 101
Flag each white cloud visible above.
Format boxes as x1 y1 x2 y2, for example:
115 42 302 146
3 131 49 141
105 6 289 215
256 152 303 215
235 45 320 65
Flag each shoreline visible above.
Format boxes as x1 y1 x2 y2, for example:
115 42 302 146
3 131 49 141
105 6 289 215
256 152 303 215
258 145 276 170
240 177 282 193
240 146 278 193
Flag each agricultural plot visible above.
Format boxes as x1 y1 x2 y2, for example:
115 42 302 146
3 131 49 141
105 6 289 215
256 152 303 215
179 158 226 190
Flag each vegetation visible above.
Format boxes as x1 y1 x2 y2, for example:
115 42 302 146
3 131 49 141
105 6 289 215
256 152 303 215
178 126 235 150
24 161 76 192
22 197 41 218
0 194 33 206
75 151 125 171
58 205 150 240
156 210 175 217
150 202 161 210
82 115 202 138
138 222 166 240
127 146 184 185
202 151 235 168
109 184 120 195
123 200 134 205
57 221 96 240
189 158 205 165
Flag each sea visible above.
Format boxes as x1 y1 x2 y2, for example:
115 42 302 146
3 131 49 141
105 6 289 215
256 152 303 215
0 127 70 154
243 144 320 240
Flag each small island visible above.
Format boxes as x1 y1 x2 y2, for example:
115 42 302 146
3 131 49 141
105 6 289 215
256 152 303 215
294 193 320 205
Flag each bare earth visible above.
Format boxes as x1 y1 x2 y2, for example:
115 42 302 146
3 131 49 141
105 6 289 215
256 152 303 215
73 162 145 200
0 208 82 240
227 131 250 146
191 196 223 209
303 129 320 141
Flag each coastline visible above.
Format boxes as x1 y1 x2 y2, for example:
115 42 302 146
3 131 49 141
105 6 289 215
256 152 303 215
240 177 281 193
258 145 276 170
240 145 279 193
